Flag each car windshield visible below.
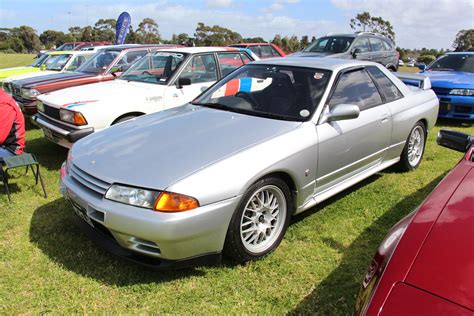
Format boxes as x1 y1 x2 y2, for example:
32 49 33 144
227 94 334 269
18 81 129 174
193 64 331 121
428 54 474 73
31 54 50 67
44 54 72 71
304 36 354 53
76 49 121 74
120 52 187 84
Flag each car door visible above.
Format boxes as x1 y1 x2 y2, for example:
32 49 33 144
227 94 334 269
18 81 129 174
351 37 372 61
164 53 218 108
315 68 392 194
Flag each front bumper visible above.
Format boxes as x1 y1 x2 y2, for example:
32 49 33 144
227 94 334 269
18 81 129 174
60 172 240 267
15 97 38 115
436 94 474 120
32 114 94 148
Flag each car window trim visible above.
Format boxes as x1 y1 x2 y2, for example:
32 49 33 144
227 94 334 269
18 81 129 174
170 52 218 86
366 66 405 103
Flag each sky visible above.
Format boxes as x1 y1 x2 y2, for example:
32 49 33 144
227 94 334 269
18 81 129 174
0 0 473 49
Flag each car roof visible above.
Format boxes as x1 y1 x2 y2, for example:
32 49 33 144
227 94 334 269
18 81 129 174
231 43 272 46
250 56 370 71
153 46 248 54
446 52 474 55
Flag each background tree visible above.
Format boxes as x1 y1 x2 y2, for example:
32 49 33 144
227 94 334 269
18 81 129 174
194 22 242 46
94 18 116 42
452 29 474 51
272 34 283 49
137 18 161 43
171 33 190 45
300 35 309 49
241 37 266 43
39 30 65 49
350 11 395 40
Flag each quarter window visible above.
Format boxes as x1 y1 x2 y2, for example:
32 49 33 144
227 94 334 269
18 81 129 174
366 66 403 102
382 40 393 51
329 69 382 111
260 45 274 58
217 52 246 77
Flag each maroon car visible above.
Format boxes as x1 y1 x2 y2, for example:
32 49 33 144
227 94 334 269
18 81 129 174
356 129 474 315
228 43 286 59
13 44 182 115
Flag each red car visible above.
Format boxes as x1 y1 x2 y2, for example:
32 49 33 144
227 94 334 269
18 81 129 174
12 44 182 115
228 43 286 59
356 129 474 315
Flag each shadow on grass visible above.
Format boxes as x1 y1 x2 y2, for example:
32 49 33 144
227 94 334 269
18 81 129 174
289 173 446 315
25 137 67 171
29 198 205 286
436 118 473 128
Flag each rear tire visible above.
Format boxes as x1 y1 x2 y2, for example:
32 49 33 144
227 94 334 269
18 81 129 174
397 121 427 171
223 177 292 263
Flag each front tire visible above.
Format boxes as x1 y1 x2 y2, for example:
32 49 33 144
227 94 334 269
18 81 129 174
224 177 292 263
397 121 426 171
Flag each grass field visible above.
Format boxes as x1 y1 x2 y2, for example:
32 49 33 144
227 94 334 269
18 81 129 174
1 56 473 314
0 54 36 69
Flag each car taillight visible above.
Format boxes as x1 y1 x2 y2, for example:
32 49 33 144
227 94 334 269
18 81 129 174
396 51 400 59
355 212 415 315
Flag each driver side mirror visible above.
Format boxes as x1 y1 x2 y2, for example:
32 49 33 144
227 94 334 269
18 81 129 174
351 48 361 58
176 77 191 89
437 130 473 153
328 104 360 122
418 64 427 71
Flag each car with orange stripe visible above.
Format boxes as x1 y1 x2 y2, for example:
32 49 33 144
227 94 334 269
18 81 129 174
32 47 258 148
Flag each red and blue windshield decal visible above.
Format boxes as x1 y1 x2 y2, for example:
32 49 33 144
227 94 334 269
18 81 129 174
211 77 272 98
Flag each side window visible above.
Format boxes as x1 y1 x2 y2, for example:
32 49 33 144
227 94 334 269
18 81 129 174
217 52 244 77
249 46 261 58
117 51 147 69
369 37 384 52
66 55 86 71
260 45 274 58
240 53 251 64
179 54 217 84
366 66 403 102
328 69 383 111
382 40 393 51
352 38 371 53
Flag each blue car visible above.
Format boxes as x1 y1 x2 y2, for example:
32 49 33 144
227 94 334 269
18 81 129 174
419 52 474 120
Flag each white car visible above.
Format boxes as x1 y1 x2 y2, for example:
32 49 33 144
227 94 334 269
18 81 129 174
33 47 258 148
2 50 95 94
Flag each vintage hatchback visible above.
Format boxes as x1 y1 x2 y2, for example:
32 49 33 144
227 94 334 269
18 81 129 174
60 58 438 268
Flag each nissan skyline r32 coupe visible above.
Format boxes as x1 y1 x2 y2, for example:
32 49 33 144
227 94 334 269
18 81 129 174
60 58 438 268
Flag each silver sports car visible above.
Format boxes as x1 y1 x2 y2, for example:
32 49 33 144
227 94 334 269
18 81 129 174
60 58 438 268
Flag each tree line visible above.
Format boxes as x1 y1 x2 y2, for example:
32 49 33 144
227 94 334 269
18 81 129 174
1 13 472 59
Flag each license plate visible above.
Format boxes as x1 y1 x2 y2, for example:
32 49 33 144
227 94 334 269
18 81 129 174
70 199 94 227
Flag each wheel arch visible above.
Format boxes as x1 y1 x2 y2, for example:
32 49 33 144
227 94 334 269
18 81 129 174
253 171 298 214
111 111 146 125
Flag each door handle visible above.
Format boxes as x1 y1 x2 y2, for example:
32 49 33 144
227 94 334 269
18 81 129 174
381 113 389 123
366 56 372 60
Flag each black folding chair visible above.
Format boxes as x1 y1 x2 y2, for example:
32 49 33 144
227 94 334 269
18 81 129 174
1 153 47 202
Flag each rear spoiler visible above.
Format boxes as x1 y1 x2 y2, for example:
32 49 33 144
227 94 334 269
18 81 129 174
394 73 431 90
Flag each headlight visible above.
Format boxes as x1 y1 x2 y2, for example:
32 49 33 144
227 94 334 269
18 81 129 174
21 88 40 99
59 108 87 125
450 88 474 96
105 184 200 212
105 184 161 209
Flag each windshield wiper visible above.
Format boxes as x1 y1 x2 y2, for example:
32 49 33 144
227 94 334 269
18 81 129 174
191 102 234 111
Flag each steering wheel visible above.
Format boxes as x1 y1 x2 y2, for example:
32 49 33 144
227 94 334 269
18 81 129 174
235 91 260 109
141 70 153 76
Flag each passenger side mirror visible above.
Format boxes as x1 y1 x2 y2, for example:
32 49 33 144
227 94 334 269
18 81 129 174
418 64 426 71
177 77 192 89
351 48 361 58
328 104 360 122
437 130 473 153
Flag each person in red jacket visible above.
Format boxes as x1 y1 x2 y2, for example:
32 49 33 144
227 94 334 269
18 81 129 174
0 89 25 158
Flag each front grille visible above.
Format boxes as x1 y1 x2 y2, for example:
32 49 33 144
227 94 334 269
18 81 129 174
432 87 451 96
70 163 111 196
43 102 61 120
3 82 12 93
12 84 21 97
439 102 450 112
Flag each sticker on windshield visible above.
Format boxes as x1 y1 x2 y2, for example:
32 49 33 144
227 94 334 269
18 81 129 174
211 77 273 99
313 73 324 80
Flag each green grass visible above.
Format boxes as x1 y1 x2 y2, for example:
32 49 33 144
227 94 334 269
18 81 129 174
0 57 473 314
0 54 36 69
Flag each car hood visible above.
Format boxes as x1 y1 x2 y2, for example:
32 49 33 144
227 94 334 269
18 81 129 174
421 71 474 89
39 79 164 107
19 71 95 89
5 70 58 83
72 105 300 190
406 166 474 310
